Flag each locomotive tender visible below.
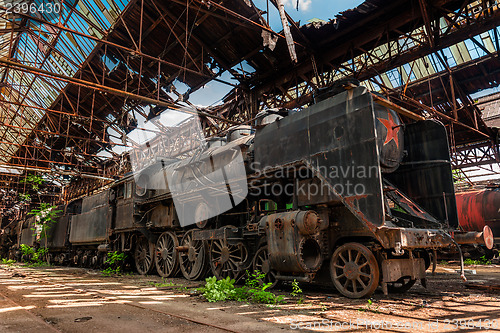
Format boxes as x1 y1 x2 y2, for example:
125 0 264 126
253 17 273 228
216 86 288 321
9 85 493 298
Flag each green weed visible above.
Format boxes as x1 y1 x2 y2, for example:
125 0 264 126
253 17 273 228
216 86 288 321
464 255 491 266
20 245 48 265
102 251 127 276
1 258 15 265
200 271 284 305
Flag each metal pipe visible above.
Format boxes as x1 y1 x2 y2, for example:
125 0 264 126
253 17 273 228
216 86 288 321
453 226 494 250
446 232 466 282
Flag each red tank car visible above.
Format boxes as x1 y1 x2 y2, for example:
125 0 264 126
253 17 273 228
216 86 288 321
455 187 499 247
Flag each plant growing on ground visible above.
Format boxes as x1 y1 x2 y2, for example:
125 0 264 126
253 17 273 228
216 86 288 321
202 276 237 302
464 255 491 266
1 258 15 265
19 244 49 266
148 278 179 288
200 271 284 304
102 251 127 276
358 299 379 313
290 279 304 304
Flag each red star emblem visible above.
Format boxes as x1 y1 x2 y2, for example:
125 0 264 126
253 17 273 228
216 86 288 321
378 113 400 148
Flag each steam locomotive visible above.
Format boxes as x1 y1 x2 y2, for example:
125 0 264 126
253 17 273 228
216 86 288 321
4 84 493 298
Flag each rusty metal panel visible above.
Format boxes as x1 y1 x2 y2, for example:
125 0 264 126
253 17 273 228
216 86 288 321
114 200 135 230
376 227 450 249
19 217 36 246
255 86 384 229
381 258 425 282
20 229 35 246
69 206 110 244
66 199 83 215
386 120 458 227
149 204 176 228
81 190 109 212
47 215 70 249
262 211 323 273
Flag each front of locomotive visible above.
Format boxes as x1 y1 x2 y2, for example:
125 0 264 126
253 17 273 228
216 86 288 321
362 89 494 295
253 83 493 298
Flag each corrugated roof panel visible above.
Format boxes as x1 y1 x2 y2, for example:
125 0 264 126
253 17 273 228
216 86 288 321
0 0 130 163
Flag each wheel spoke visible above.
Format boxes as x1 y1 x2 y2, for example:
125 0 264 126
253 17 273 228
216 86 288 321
357 277 366 289
358 261 369 269
343 279 350 289
339 253 347 264
354 252 361 264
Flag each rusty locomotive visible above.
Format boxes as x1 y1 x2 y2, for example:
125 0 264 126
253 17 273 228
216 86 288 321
455 187 499 256
5 84 493 298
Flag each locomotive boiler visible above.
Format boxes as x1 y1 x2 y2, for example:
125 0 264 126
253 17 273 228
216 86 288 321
8 84 492 298
455 187 499 252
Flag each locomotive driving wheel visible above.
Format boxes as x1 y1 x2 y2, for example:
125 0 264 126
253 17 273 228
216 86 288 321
330 243 379 298
252 245 277 288
179 229 207 280
209 237 248 280
134 235 154 275
155 231 179 278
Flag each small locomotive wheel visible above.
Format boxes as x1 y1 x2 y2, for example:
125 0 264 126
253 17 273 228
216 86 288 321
209 237 248 280
134 235 154 275
179 229 207 280
252 245 277 289
330 243 379 298
155 231 179 278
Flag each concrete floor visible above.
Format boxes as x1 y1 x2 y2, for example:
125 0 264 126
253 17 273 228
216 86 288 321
0 263 499 332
